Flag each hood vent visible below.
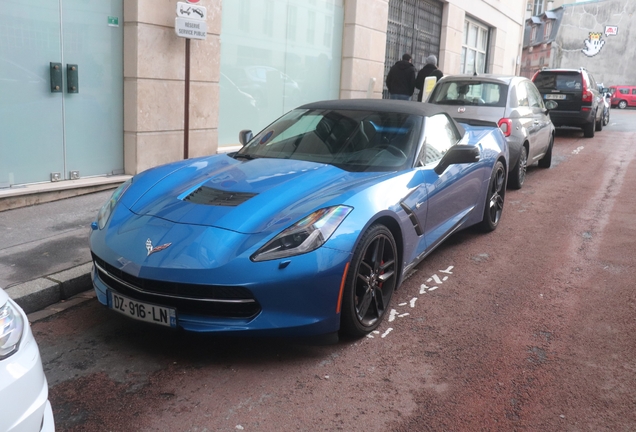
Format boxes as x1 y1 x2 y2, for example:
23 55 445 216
184 186 257 206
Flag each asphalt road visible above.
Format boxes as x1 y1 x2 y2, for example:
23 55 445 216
33 109 636 431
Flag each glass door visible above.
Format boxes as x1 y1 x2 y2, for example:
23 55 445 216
0 0 123 188
0 1 65 186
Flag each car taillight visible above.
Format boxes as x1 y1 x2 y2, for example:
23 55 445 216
498 118 512 137
581 77 593 103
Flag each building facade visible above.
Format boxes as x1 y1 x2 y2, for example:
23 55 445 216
0 0 526 207
522 0 633 86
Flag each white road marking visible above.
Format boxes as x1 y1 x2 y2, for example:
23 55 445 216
381 328 393 338
572 146 584 154
410 298 417 308
440 266 454 274
388 309 398 322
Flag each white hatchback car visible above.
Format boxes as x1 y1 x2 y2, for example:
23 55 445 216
0 288 55 431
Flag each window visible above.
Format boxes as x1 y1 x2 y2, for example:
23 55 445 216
533 0 544 16
544 21 553 39
461 18 489 75
422 114 460 166
429 81 508 108
287 6 297 41
631 89 636 95
531 26 537 43
525 82 543 108
516 82 529 107
619 88 629 95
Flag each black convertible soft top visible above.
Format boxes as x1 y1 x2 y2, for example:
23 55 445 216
299 99 466 136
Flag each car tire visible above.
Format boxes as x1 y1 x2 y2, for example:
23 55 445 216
538 134 553 168
340 224 398 338
508 145 527 190
595 111 603 131
603 108 610 126
477 160 506 233
583 121 595 138
618 100 627 109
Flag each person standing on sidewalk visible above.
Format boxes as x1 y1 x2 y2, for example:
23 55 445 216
415 55 444 102
386 54 416 100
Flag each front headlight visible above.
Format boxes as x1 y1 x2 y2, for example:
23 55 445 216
0 300 24 360
251 205 352 262
97 179 132 229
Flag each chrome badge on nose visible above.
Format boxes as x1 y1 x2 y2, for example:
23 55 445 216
146 238 172 256
458 107 466 113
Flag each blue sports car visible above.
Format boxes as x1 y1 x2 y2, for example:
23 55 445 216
90 99 508 339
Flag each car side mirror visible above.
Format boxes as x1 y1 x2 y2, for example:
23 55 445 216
238 130 253 146
544 100 558 111
434 145 480 175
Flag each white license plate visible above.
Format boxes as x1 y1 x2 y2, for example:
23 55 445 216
109 291 176 328
545 94 566 100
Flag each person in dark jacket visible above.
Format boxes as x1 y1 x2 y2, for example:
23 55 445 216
415 55 444 102
386 54 416 100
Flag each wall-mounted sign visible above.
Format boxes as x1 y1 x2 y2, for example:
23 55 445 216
605 26 618 36
108 16 119 27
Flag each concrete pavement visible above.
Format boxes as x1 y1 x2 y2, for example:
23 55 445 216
0 189 115 314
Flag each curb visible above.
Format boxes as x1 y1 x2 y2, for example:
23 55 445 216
6 262 93 314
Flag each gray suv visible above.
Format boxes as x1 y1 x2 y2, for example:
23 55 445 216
532 68 604 138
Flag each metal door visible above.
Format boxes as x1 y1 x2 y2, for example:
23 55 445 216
0 0 123 188
384 0 443 98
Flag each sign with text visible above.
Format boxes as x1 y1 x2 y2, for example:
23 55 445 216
175 17 207 39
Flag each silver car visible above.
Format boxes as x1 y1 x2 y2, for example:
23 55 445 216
428 75 556 189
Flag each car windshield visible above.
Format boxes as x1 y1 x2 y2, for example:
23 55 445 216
429 81 508 107
533 72 582 91
235 109 423 172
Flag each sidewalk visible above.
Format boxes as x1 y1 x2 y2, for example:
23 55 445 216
0 189 116 314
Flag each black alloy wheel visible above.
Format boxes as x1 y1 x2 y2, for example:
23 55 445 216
340 224 398 338
478 160 506 232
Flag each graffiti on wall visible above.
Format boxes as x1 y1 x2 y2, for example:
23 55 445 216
582 32 605 57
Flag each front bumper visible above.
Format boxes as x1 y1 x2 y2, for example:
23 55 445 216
91 246 351 337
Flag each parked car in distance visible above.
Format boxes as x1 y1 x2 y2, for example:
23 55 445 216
598 84 611 126
532 67 604 138
90 99 508 340
428 74 555 189
0 287 55 431
609 85 636 109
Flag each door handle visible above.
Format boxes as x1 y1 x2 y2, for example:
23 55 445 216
50 62 63 92
67 64 79 93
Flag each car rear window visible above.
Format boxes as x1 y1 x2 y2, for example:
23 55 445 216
534 72 582 92
429 81 508 107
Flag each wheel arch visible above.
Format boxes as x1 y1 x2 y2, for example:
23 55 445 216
372 215 404 287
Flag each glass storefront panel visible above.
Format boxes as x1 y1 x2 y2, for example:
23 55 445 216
219 0 344 147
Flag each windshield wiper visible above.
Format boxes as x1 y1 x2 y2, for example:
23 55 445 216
233 153 257 160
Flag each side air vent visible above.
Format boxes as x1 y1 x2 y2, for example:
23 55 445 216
400 202 423 236
184 186 257 206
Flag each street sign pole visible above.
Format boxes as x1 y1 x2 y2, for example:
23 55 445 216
175 1 207 160
184 38 190 159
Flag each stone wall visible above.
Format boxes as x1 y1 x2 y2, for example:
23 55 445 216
552 0 635 86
